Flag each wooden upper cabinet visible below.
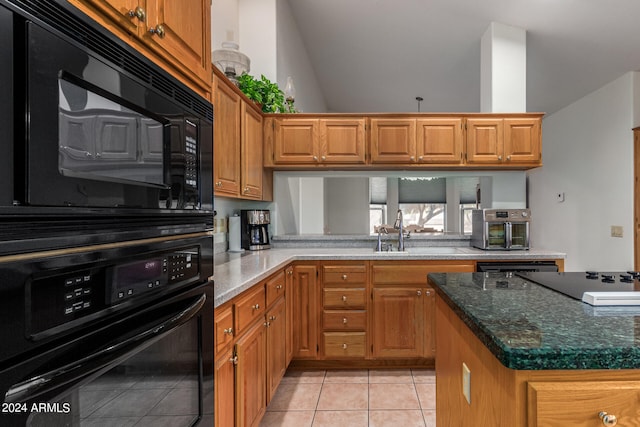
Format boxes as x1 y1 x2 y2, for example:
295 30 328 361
241 102 264 199
273 119 320 164
416 118 463 164
370 118 416 163
143 0 211 87
69 0 211 92
213 74 241 197
466 117 541 166
465 118 504 164
271 118 365 165
504 118 541 164
319 119 366 164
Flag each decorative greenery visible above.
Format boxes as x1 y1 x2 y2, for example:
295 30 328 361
237 73 296 113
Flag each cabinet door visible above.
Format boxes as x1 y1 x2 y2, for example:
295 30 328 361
213 75 241 196
465 118 504 164
416 118 463 164
319 119 366 164
372 287 424 358
370 119 416 163
235 320 266 427
240 102 264 199
273 119 320 164
214 348 235 427
423 287 436 358
266 297 287 403
144 0 211 86
503 118 541 165
292 264 319 359
285 266 294 365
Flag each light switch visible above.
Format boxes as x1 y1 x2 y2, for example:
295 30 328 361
462 362 471 404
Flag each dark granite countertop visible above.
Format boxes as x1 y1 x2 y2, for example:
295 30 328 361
428 272 640 370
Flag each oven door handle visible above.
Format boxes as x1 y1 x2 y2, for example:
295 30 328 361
5 293 206 404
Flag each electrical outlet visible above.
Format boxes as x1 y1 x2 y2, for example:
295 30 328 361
611 225 623 238
462 363 471 404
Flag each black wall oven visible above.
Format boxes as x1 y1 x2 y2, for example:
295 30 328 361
0 233 214 427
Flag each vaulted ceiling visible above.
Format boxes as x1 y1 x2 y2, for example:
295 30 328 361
287 0 640 114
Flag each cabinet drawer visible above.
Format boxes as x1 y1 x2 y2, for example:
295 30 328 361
214 305 234 355
323 310 367 330
323 332 366 358
234 285 266 334
265 270 285 307
323 288 366 309
527 381 640 426
323 265 367 285
372 263 474 285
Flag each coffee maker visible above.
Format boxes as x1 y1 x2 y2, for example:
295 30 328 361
240 210 271 250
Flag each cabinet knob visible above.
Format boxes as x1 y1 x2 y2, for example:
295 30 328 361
252 304 260 310
417 290 422 296
276 284 283 290
243 187 250 194
498 155 503 161
229 355 238 365
313 156 319 162
321 155 326 161
342 274 348 280
599 412 617 426
410 156 415 161
149 24 166 38
506 155 511 161
269 315 276 321
342 343 348 349
426 290 432 296
418 156 423 161
128 6 145 21
223 327 234 335
343 317 348 324
287 270 293 276
342 295 347 302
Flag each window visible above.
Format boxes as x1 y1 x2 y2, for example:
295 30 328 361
460 203 476 234
399 203 446 231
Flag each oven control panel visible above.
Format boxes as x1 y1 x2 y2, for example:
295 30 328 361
27 247 201 338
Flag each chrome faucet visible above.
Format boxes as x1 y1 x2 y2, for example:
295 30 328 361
393 209 405 251
376 226 388 252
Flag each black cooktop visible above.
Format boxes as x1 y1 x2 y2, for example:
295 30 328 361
517 271 640 301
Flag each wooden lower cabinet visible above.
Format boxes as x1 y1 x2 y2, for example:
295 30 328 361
292 263 319 359
235 319 267 427
266 297 287 403
285 265 294 365
371 261 473 359
214 347 235 427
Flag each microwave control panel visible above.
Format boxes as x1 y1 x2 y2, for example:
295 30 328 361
26 247 201 339
184 119 199 190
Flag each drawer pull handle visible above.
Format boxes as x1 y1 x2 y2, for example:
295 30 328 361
343 317 348 324
229 355 238 365
252 304 260 310
342 295 347 302
599 412 617 426
149 24 166 38
223 328 234 335
426 290 432 296
342 274 348 280
342 343 348 349
127 6 145 21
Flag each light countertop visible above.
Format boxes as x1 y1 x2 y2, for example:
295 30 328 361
212 247 565 308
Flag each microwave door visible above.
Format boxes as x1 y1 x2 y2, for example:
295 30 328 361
486 222 507 249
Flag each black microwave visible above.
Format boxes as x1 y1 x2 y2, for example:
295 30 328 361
0 0 213 215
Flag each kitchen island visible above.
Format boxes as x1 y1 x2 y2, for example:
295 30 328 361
429 272 640 426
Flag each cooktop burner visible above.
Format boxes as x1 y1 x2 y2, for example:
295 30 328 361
517 271 640 306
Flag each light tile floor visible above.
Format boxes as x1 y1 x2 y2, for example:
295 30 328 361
259 369 436 427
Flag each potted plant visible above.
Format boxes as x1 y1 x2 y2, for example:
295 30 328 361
237 73 295 113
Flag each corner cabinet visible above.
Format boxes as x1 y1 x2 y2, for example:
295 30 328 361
68 0 211 95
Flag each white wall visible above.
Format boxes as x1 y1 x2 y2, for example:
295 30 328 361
324 178 370 234
528 72 637 271
238 0 277 81
275 0 327 113
211 0 239 50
